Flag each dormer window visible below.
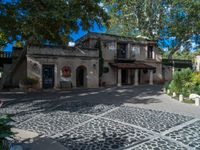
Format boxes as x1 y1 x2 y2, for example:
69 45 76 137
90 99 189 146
147 45 153 59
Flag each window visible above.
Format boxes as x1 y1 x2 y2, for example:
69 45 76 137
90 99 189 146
117 43 127 58
147 46 153 58
131 46 140 57
108 42 115 50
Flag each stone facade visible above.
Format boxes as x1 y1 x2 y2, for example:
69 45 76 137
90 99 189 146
11 32 163 89
11 45 99 89
77 32 163 86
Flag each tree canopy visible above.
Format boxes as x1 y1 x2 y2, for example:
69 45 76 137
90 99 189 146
0 0 109 47
103 0 200 58
103 0 165 39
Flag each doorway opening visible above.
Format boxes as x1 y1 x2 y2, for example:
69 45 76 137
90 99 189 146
76 66 87 87
121 69 128 85
42 65 54 89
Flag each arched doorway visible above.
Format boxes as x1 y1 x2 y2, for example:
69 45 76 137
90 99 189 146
76 66 87 87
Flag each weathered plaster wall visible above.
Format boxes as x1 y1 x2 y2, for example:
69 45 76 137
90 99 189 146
27 46 99 89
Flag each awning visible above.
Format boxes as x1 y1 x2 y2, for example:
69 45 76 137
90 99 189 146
109 62 155 69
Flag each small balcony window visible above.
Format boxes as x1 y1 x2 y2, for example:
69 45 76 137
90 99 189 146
117 43 127 59
147 45 153 59
131 46 140 58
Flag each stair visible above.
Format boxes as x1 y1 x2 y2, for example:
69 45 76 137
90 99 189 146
0 48 27 89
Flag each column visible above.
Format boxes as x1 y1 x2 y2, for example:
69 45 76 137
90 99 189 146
117 68 122 86
149 69 153 85
128 69 131 84
134 69 139 85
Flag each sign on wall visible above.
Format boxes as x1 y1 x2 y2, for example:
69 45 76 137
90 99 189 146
61 66 71 78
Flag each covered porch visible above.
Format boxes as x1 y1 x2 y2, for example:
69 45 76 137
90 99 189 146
110 62 155 86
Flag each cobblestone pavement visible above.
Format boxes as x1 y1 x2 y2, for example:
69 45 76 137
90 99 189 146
1 85 200 149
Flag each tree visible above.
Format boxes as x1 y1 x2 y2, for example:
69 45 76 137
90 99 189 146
103 0 165 40
103 0 200 59
0 0 109 47
0 33 7 51
166 0 200 58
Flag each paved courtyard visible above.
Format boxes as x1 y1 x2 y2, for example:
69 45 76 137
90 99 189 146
0 85 200 150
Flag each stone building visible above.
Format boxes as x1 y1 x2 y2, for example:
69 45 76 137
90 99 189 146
5 32 164 89
76 32 163 86
7 45 99 89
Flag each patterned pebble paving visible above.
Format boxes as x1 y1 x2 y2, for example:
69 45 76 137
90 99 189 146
0 99 65 123
56 118 152 150
133 137 187 150
55 101 116 115
16 111 92 136
103 106 193 133
166 120 200 149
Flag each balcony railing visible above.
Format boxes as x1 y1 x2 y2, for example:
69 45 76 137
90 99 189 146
0 51 12 58
114 55 135 63
162 59 193 68
0 51 12 66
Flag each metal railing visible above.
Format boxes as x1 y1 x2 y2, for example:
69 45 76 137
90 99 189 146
0 51 12 58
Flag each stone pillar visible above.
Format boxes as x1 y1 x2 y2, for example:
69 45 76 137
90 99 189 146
134 69 139 85
117 68 122 86
149 70 153 85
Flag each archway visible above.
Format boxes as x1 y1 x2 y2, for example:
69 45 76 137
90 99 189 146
76 66 87 87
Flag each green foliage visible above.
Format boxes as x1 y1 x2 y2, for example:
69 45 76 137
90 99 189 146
0 32 7 50
104 0 200 57
103 0 164 40
191 72 200 95
0 0 109 46
0 114 14 150
164 81 170 89
168 69 200 96
20 77 38 86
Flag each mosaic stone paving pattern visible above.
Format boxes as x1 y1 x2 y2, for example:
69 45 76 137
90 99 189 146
17 111 92 136
0 99 64 123
56 118 152 150
55 101 116 115
166 120 200 149
133 137 187 150
103 106 193 133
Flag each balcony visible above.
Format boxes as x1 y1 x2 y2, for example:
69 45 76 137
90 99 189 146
114 55 135 63
0 51 12 67
162 59 193 68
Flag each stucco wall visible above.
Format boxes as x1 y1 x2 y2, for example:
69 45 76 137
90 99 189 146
101 62 117 86
27 46 99 89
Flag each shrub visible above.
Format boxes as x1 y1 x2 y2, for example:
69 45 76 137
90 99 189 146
0 115 14 150
167 68 193 95
164 81 170 89
20 77 38 87
169 80 178 93
191 72 200 94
